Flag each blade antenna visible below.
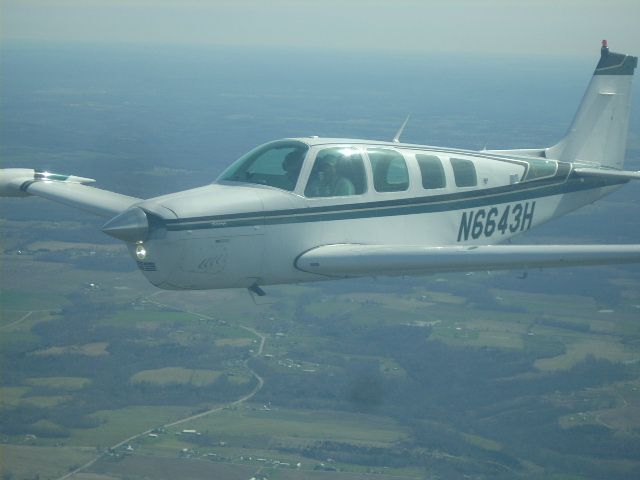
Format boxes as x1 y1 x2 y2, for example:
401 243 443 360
392 114 411 143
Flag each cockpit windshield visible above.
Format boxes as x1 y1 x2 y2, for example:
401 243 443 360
218 140 309 191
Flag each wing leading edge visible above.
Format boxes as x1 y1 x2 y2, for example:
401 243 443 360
295 244 640 278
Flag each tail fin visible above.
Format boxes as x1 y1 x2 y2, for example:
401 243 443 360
546 41 637 168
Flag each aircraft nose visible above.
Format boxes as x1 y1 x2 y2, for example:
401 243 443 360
102 207 149 242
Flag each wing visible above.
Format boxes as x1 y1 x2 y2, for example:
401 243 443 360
295 244 640 278
1 168 141 217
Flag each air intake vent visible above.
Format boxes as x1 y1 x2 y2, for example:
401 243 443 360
137 261 157 272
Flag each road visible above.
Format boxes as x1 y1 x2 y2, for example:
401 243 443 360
57 293 267 480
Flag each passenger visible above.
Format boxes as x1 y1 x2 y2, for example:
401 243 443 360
282 150 304 191
307 155 355 197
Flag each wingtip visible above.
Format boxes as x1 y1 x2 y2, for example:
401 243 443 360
68 175 96 184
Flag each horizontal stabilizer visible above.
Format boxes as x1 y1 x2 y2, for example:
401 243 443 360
572 167 640 181
295 244 640 278
0 168 141 217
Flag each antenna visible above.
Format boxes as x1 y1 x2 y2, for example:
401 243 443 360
392 114 411 143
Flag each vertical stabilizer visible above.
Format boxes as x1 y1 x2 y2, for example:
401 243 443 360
546 41 637 168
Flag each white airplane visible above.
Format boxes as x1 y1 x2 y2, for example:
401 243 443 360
2 41 640 296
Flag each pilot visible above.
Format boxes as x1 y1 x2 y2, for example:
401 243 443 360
282 150 304 191
307 155 355 197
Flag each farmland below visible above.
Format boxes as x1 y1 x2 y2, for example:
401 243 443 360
2 235 640 479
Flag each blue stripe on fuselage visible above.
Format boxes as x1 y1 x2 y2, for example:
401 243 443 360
162 173 624 232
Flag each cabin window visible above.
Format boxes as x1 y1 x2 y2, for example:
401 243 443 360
218 140 309 191
305 147 366 198
416 154 446 189
368 148 409 192
450 158 477 187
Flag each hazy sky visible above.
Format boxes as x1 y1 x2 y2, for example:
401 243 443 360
3 0 640 56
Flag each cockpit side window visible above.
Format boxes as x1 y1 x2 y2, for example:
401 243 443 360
368 148 409 192
218 141 308 191
304 147 366 198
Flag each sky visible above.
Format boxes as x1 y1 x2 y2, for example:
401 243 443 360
2 0 640 57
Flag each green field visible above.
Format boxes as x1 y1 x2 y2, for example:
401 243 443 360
34 342 110 357
177 404 408 447
0 289 68 311
22 395 72 407
25 376 92 390
68 405 197 446
131 367 222 386
123 403 419 478
1 386 29 407
0 310 58 333
105 310 204 326
90 455 420 480
535 335 639 371
0 444 97 480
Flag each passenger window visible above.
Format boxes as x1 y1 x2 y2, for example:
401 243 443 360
450 158 477 187
304 147 366 198
416 154 446 189
368 148 409 192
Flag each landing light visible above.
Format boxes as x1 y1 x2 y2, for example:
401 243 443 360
135 243 147 260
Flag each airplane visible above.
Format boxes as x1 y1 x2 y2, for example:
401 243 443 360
1 41 640 296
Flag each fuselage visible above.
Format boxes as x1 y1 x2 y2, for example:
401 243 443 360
124 137 627 290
